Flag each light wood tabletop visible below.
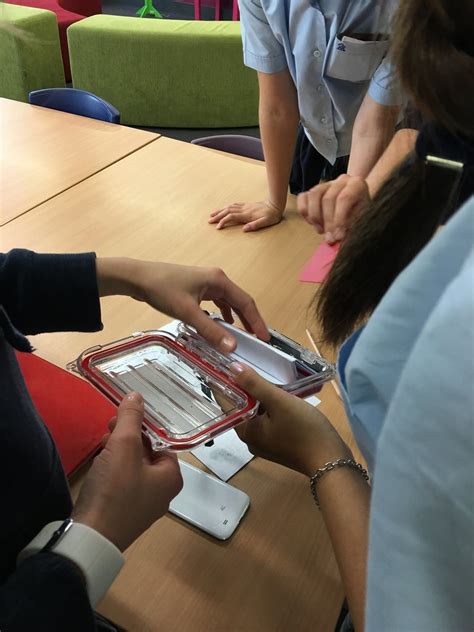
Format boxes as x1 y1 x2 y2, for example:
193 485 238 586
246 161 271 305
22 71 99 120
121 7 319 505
1 137 353 632
0 97 159 226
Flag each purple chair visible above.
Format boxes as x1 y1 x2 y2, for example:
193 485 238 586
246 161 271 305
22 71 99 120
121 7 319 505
191 135 264 161
29 88 120 123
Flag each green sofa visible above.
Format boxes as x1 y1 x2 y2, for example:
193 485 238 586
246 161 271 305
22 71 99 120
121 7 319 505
68 15 258 128
0 4 65 102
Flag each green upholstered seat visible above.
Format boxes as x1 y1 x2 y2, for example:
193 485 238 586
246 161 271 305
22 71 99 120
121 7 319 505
0 4 65 102
68 15 258 128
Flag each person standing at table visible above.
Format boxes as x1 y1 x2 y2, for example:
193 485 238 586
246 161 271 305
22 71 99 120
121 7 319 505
229 0 474 629
209 0 402 232
0 251 268 632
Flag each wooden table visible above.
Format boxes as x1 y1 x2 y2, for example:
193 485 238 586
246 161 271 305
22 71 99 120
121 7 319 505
1 137 353 631
0 97 159 226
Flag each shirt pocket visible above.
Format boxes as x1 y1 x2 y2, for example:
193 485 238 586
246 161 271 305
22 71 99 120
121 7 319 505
325 36 389 83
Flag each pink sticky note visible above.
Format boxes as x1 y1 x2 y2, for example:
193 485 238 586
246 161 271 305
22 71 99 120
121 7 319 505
299 242 341 283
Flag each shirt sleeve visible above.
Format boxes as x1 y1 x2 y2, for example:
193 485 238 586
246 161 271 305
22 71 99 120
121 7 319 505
366 244 474 630
0 552 96 632
239 0 288 73
368 59 404 107
0 249 102 335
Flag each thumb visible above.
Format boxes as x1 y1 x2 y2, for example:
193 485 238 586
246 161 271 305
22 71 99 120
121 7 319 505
297 191 309 218
108 391 144 455
229 362 285 411
242 218 269 232
181 299 237 353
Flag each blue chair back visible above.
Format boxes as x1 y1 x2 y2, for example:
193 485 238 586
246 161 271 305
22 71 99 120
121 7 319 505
29 88 120 124
191 135 264 161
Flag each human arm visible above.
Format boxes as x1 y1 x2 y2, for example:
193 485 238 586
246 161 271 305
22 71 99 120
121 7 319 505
0 249 101 335
258 70 300 214
347 93 400 179
0 249 269 352
297 128 417 243
0 552 96 632
365 128 417 194
230 364 370 631
0 393 181 631
209 69 300 231
348 55 404 179
95 256 269 348
208 0 299 232
71 392 182 552
301 61 403 241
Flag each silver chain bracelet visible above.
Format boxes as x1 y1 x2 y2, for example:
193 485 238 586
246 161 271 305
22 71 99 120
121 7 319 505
310 458 369 508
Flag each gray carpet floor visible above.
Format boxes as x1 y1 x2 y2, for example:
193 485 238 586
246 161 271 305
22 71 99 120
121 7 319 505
101 0 260 142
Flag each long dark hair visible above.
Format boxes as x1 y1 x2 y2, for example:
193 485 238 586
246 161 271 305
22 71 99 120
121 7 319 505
316 0 474 347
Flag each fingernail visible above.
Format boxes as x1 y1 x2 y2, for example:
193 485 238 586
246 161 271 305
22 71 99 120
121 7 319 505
325 232 334 244
229 362 245 374
220 336 235 352
126 392 143 403
334 228 345 241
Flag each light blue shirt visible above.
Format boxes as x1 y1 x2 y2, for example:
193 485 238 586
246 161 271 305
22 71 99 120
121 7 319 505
338 196 474 629
239 0 402 163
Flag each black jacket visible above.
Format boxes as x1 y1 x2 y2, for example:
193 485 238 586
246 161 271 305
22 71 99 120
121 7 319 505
0 249 102 631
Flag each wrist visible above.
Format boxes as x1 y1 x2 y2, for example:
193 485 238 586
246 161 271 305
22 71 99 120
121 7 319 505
96 257 142 300
346 163 372 179
71 508 123 552
310 458 369 508
298 433 352 478
18 519 124 606
263 198 285 216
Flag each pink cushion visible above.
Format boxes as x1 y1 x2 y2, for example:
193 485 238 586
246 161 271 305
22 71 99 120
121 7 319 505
59 0 101 16
5 0 82 20
178 0 231 6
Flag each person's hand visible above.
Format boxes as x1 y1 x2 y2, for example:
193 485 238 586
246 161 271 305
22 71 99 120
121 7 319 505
72 392 183 552
96 258 270 352
208 200 284 232
297 175 370 244
230 363 351 476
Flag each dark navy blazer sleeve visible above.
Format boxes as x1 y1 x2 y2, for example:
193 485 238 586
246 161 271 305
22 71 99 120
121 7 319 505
0 553 96 632
0 249 102 335
0 249 102 630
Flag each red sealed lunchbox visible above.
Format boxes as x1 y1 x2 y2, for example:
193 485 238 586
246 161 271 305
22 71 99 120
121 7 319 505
70 316 335 451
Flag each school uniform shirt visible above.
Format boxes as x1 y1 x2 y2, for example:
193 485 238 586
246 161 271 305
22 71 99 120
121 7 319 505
337 196 474 629
240 0 403 163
